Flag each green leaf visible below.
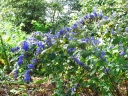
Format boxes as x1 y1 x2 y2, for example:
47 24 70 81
112 37 121 44
34 79 44 84
98 73 105 79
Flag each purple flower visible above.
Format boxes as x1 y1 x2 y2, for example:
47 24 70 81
103 16 108 20
84 15 88 20
93 11 98 17
71 83 80 92
92 39 101 45
32 31 42 36
18 59 23 65
72 23 77 29
99 12 103 18
14 70 18 78
38 41 44 48
65 27 71 31
10 47 20 53
78 19 84 24
125 27 128 31
100 51 106 61
120 51 125 57
68 48 75 53
32 58 37 64
57 30 64 38
89 14 94 19
71 87 76 92
36 47 41 55
28 64 35 69
23 73 31 83
18 55 24 59
101 51 106 57
10 48 15 53
81 38 90 43
73 57 84 66
112 30 115 35
59 30 64 35
73 57 90 70
104 68 110 73
25 70 31 74
119 42 125 57
22 41 29 51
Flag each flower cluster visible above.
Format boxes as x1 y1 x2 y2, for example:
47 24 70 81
100 51 106 61
22 41 29 51
68 48 76 53
18 54 24 65
23 70 32 83
119 42 125 57
81 36 101 45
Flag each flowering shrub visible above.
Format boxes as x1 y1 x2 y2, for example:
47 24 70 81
10 10 128 95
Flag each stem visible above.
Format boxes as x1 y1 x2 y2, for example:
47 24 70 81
124 71 128 96
78 71 90 96
104 66 122 96
0 35 10 71
126 79 128 96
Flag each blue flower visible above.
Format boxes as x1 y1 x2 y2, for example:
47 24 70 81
125 27 128 31
73 57 84 66
78 19 84 24
72 23 77 29
38 41 45 48
101 51 106 57
18 54 24 59
59 30 64 35
36 47 41 55
32 58 37 64
57 30 64 38
120 51 125 57
22 41 29 51
68 48 75 53
84 15 88 20
112 30 115 35
10 47 20 53
23 73 31 83
18 59 23 65
25 70 31 74
14 69 18 78
71 87 76 92
93 39 101 45
10 48 15 53
104 68 110 73
71 83 80 93
89 14 94 19
93 11 98 17
66 27 71 31
99 12 103 18
100 51 106 61
28 64 35 69
81 38 90 43
103 16 108 20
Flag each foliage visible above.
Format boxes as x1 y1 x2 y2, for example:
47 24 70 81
0 20 27 71
0 0 128 95
0 0 84 34
10 9 128 95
